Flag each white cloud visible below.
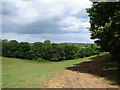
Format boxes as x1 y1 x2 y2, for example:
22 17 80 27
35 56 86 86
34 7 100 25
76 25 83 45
58 16 90 32
2 0 92 24
2 33 45 43
11 1 39 24
58 16 81 31
2 32 94 43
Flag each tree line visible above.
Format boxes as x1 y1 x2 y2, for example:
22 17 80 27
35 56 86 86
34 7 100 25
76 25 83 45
2 39 99 61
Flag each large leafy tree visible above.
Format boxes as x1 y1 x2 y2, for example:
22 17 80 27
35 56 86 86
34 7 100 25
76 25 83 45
32 42 43 58
2 39 9 57
42 42 53 60
86 2 120 59
44 40 51 44
60 43 78 60
17 42 31 59
51 43 65 61
8 40 19 57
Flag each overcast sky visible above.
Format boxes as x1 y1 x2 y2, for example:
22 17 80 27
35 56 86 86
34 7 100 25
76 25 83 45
1 0 94 43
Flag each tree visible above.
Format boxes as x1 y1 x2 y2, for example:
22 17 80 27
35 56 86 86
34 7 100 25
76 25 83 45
27 50 37 60
86 2 120 59
42 42 53 60
32 42 43 58
44 40 51 44
17 42 31 59
60 43 78 60
2 39 9 57
8 40 19 57
50 43 65 61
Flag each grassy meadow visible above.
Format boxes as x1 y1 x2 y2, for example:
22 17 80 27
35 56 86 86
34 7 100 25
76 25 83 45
2 54 100 88
3 52 119 88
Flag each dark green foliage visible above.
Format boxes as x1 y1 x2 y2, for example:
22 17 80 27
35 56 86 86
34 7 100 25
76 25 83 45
86 2 120 59
60 43 78 60
44 40 51 44
17 42 31 59
2 39 99 61
26 50 37 60
2 40 19 57
2 39 9 57
32 42 43 58
41 43 53 60
50 43 65 61
9 40 19 57
76 44 99 58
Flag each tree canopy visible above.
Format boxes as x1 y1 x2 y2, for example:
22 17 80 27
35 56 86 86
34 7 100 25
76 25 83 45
86 2 120 59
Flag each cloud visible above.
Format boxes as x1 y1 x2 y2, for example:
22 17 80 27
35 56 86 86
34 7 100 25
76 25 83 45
58 16 90 32
2 33 45 43
2 33 94 43
2 0 93 43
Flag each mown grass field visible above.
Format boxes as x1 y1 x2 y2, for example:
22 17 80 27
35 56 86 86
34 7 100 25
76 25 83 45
3 53 115 88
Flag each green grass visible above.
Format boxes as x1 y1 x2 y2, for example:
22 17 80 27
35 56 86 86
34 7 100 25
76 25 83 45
2 54 106 88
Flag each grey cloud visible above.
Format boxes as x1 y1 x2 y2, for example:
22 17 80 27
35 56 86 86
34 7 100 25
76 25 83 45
3 16 89 34
21 20 61 34
2 2 18 16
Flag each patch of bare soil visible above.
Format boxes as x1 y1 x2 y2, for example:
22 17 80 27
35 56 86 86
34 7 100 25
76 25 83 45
46 55 118 88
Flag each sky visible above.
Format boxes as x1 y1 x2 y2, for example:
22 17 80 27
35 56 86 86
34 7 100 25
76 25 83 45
1 0 94 43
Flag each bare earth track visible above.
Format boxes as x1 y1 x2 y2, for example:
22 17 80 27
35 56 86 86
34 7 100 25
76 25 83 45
46 55 118 88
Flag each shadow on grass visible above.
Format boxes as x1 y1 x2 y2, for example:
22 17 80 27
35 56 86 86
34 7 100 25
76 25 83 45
66 54 119 85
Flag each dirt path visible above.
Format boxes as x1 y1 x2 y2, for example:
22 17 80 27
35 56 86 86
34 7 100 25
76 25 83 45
46 55 118 88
